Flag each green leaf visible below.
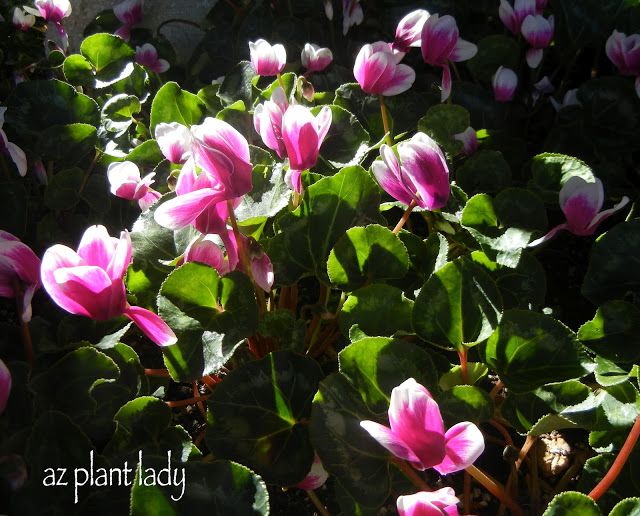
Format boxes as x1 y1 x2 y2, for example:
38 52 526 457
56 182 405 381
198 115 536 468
63 54 95 88
439 363 488 390
233 146 290 222
257 310 306 352
311 104 370 169
103 396 197 462
595 382 640 428
80 173 111 214
461 194 534 268
339 284 414 337
310 373 390 507
436 385 494 426
265 165 381 285
466 35 520 83
494 187 548 232
470 251 547 310
130 459 269 515
552 0 624 48
609 498 640 516
29 347 119 424
80 33 135 87
456 150 511 195
595 357 632 387
37 123 97 164
529 153 596 204
206 351 323 486
338 337 440 413
217 61 258 107
101 94 141 135
5 80 100 136
542 491 602 516
578 300 640 363
197 84 224 115
413 256 503 350
158 265 259 381
417 104 470 157
150 82 206 133
581 220 640 305
328 224 409 291
45 168 83 211
126 140 164 168
500 381 596 434
482 310 595 393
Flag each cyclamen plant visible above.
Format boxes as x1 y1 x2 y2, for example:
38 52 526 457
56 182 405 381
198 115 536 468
0 0 639 515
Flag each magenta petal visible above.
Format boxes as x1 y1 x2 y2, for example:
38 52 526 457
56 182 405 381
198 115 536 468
124 305 177 347
449 38 477 62
184 234 226 271
359 420 422 466
105 231 132 282
585 196 630 234
0 358 10 415
77 225 118 271
527 223 570 247
441 64 452 103
154 188 228 231
382 64 416 96
372 146 417 207
562 194 601 234
251 252 274 292
138 189 162 211
296 454 329 490
433 422 485 475
397 488 461 516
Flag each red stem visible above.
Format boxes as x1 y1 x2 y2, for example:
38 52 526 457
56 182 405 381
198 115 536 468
393 199 417 234
589 411 640 501
165 394 210 408
458 347 469 384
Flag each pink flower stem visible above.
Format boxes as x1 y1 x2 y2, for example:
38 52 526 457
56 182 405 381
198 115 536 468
12 277 33 363
458 346 469 384
589 410 640 501
465 464 525 516
227 199 268 314
392 199 418 234
306 490 331 516
390 457 432 492
378 94 393 146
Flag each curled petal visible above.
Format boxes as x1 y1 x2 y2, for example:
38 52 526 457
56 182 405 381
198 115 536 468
138 189 161 212
382 64 416 96
441 64 452 103
449 38 477 62
434 422 485 475
393 9 430 53
184 234 226 272
155 122 192 164
5 141 27 177
296 454 329 491
124 305 177 347
360 420 423 467
250 249 274 292
397 488 461 516
77 225 120 271
154 188 229 231
527 223 570 247
585 196 630 233
372 145 419 207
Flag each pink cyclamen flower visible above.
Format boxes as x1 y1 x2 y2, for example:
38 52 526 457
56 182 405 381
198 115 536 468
301 43 333 74
113 0 143 41
296 454 329 491
323 0 333 21
155 122 192 164
372 132 450 211
184 232 274 292
0 108 27 177
420 14 477 102
452 126 478 156
529 176 630 247
397 488 461 516
41 225 177 346
0 359 10 415
253 86 288 159
605 30 640 76
0 231 41 323
154 118 252 233
249 39 287 76
498 0 535 35
107 161 161 211
392 9 430 53
360 378 484 474
13 7 35 29
282 104 332 172
342 0 364 35
135 43 170 73
521 14 554 68
24 0 71 48
354 41 416 96
492 66 518 101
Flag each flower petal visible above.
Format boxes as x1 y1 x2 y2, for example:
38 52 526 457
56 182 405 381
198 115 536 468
359 420 422 466
154 188 228 231
124 305 177 346
434 421 485 475
0 358 11 415
77 225 119 271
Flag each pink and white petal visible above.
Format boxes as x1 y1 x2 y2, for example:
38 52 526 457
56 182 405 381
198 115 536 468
0 240 42 287
184 234 226 270
0 358 10 415
563 194 602 234
19 281 39 322
397 489 460 516
51 265 118 319
193 117 251 165
359 420 422 465
41 245 85 303
449 38 478 62
434 422 485 475
382 64 416 96
175 158 197 196
251 252 274 292
441 65 452 103
154 188 228 231
296 454 329 490
6 142 27 177
285 169 303 194
527 223 570 247
77 225 118 270
113 181 139 200
151 58 170 73
155 122 192 164
315 106 333 147
106 231 132 282
138 189 162 211
372 147 416 207
559 177 602 212
124 305 177 346
526 48 544 68
585 196 630 234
